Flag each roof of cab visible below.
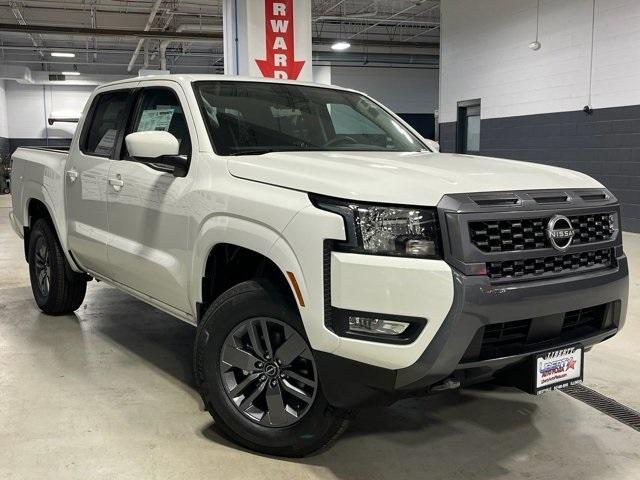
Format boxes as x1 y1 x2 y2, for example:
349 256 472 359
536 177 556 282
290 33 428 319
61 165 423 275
95 73 361 95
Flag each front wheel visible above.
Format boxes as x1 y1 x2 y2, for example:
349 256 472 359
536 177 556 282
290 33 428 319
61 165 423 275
28 218 87 315
194 279 349 457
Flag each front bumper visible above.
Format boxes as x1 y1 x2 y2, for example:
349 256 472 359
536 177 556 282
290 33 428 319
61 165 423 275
315 255 628 409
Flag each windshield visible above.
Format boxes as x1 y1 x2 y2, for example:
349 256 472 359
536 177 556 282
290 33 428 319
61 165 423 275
193 81 426 155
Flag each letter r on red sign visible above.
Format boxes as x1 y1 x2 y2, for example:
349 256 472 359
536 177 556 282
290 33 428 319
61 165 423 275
273 3 285 16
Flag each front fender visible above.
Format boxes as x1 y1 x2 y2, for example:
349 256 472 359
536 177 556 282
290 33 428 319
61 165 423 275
188 211 342 354
189 214 291 306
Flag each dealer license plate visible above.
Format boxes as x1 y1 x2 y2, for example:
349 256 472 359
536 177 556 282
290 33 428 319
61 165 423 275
535 345 583 394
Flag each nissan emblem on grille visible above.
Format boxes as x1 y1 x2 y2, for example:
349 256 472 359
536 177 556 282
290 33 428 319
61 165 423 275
546 215 576 251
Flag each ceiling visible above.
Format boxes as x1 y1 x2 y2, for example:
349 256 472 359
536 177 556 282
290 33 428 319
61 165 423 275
0 0 440 75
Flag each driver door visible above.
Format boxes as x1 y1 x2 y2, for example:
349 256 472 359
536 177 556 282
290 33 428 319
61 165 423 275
106 83 195 313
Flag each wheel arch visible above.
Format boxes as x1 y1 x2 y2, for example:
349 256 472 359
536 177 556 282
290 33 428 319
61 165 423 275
22 186 66 261
190 215 308 324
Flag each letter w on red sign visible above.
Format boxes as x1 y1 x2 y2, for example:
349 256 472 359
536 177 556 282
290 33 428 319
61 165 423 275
255 0 305 80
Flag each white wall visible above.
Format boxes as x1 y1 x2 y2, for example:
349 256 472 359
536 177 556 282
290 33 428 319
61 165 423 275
331 66 439 113
5 82 96 139
439 0 640 122
0 80 8 138
312 65 332 85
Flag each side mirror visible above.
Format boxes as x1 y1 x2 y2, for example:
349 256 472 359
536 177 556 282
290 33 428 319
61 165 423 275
125 131 189 177
423 138 440 152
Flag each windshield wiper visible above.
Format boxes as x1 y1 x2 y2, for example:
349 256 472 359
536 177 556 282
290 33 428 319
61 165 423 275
228 147 327 156
228 149 277 156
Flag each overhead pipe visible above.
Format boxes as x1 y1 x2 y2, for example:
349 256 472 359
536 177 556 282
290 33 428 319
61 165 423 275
7 0 220 15
316 16 438 27
0 44 222 58
314 2 379 22
313 50 438 65
7 58 222 69
349 1 425 39
0 23 224 41
157 24 222 71
127 0 164 72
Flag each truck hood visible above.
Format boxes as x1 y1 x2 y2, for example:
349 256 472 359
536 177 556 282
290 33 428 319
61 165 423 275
227 151 602 206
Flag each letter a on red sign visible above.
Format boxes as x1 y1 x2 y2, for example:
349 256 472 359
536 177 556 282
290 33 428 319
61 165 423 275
255 0 305 80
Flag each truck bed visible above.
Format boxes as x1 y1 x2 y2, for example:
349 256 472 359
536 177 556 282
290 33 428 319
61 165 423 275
10 146 70 243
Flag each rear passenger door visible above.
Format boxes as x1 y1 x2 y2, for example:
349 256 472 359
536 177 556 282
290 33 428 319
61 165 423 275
106 83 195 313
66 85 135 276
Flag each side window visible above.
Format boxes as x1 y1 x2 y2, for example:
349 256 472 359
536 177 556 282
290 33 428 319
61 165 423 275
124 88 192 157
82 90 130 157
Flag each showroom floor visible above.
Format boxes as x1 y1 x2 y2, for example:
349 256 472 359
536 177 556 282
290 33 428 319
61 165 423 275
0 194 639 480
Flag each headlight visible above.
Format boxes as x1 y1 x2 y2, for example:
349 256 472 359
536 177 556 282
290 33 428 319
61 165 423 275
311 195 441 259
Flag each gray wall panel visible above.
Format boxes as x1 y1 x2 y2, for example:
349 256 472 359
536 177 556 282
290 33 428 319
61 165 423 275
439 105 640 232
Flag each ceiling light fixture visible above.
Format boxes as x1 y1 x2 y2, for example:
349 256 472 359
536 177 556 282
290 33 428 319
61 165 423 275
51 52 75 58
331 41 351 51
61 71 81 76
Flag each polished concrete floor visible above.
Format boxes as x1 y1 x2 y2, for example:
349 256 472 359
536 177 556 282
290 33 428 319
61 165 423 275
0 194 639 480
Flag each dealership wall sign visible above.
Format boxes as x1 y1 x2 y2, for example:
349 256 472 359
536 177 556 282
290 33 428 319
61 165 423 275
255 0 306 80
223 0 312 81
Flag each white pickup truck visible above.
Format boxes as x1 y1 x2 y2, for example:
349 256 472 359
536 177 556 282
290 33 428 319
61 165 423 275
9 74 628 456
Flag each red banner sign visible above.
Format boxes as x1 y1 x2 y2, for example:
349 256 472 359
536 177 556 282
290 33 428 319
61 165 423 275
255 0 305 80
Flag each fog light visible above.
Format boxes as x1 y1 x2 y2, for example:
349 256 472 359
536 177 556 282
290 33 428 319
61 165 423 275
348 316 410 336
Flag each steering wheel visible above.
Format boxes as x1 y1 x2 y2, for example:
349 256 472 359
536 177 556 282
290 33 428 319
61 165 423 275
324 135 359 148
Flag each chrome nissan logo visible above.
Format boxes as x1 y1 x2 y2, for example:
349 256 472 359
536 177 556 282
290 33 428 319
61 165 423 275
546 214 575 251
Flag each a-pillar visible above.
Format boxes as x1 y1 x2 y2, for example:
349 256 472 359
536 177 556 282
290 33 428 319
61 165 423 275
223 0 312 82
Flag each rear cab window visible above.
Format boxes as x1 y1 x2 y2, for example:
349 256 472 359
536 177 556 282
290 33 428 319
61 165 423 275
81 90 131 158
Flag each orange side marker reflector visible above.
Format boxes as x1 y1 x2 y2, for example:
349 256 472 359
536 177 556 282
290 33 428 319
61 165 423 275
286 271 305 307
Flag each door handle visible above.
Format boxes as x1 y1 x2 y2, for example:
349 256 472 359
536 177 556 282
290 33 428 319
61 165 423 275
108 177 124 192
66 169 78 183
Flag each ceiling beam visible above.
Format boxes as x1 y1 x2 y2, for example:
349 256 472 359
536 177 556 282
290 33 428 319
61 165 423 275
0 22 438 48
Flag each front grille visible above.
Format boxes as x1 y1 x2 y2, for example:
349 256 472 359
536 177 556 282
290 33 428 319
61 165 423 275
487 248 613 280
470 213 614 253
474 304 608 360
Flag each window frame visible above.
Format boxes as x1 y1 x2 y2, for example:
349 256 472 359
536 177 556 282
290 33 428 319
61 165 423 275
115 86 194 179
456 98 481 155
79 88 136 159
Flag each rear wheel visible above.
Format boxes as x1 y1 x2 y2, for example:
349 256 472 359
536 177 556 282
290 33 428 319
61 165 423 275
194 279 349 457
28 219 87 315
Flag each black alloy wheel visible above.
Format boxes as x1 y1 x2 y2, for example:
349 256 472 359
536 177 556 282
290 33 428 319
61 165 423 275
194 279 349 457
28 218 87 315
219 317 318 427
33 235 52 298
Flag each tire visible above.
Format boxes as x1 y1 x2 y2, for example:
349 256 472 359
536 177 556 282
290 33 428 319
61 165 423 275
28 218 87 315
194 279 349 457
